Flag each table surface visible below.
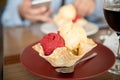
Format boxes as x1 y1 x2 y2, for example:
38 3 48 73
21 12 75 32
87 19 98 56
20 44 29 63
3 24 120 80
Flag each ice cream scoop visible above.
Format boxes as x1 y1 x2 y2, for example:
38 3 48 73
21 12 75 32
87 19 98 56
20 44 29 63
40 32 65 55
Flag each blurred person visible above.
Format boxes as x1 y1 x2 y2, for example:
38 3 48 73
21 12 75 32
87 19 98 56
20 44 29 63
1 0 105 27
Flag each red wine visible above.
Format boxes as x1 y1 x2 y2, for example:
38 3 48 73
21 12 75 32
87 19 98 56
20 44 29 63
104 7 120 32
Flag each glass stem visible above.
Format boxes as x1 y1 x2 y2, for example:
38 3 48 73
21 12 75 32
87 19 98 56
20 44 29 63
117 33 120 59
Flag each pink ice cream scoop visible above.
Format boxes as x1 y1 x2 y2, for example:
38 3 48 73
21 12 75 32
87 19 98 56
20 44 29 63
40 32 65 56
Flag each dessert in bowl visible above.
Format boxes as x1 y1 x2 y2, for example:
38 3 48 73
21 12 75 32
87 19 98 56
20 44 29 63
33 21 97 68
40 4 98 36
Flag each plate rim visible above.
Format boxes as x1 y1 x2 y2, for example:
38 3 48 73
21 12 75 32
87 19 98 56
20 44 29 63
40 22 99 36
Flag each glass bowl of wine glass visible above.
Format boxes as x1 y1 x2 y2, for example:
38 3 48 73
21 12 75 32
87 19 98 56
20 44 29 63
103 0 120 75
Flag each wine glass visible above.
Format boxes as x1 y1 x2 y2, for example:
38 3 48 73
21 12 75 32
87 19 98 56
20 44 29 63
103 0 120 75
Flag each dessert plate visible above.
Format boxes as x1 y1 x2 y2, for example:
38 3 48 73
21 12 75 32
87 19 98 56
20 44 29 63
20 42 115 80
40 22 99 36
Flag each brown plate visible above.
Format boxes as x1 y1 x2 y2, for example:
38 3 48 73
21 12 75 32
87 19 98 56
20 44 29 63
20 42 115 80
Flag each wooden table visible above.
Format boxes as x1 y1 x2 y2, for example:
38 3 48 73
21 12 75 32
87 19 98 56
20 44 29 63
3 24 120 80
